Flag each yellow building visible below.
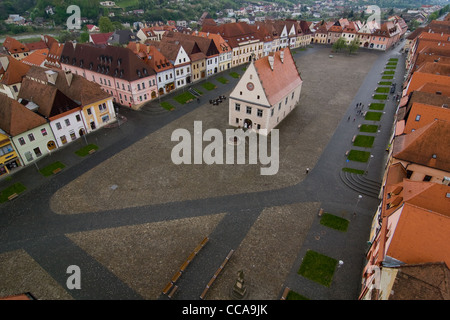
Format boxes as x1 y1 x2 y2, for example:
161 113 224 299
0 132 20 177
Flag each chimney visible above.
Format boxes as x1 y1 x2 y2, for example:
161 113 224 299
268 54 274 71
64 70 73 86
45 70 58 85
280 49 284 63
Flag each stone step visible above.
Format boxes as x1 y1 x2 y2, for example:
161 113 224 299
339 170 380 199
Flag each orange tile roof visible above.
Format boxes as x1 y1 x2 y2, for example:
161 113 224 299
393 119 450 172
253 48 302 106
0 93 46 136
2 36 29 54
386 201 450 266
404 102 450 134
195 32 232 54
0 54 31 85
406 71 450 95
416 61 450 76
21 48 48 67
415 82 450 96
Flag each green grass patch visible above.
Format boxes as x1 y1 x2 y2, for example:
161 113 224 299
116 0 139 9
348 150 371 162
369 103 385 110
389 58 398 61
298 250 337 287
378 81 392 86
320 213 350 232
387 62 397 65
375 87 390 93
365 111 383 121
202 82 217 91
382 75 394 80
0 182 26 203
373 94 388 100
342 167 365 174
383 70 395 75
216 76 229 84
360 124 378 133
385 66 396 69
75 144 99 157
174 91 196 104
286 291 309 300
229 72 240 79
353 135 375 148
39 161 66 177
160 101 175 111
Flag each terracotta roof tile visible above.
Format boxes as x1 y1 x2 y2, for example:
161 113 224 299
0 93 46 136
0 54 31 85
404 102 450 134
253 48 302 106
393 119 450 172
21 49 48 67
2 36 29 54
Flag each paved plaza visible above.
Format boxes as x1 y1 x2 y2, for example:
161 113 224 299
0 44 406 301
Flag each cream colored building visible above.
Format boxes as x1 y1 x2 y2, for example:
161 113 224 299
228 48 303 135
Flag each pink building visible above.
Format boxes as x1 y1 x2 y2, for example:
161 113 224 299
60 42 158 109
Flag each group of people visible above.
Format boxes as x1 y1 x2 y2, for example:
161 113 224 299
210 95 227 105
347 102 366 122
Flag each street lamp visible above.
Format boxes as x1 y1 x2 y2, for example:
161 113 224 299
353 194 362 217
365 154 374 175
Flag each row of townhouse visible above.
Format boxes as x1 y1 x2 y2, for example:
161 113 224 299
359 16 450 300
0 62 116 177
311 16 407 50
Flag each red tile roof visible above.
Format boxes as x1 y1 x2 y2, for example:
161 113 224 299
21 49 48 67
0 93 46 136
253 48 302 106
0 54 31 85
404 102 450 134
2 36 29 54
393 119 450 172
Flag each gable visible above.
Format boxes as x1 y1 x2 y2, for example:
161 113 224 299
230 62 270 107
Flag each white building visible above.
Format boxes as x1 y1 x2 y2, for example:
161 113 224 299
228 48 303 135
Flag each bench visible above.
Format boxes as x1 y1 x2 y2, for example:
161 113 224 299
352 135 356 143
345 150 349 156
52 167 62 174
318 208 324 217
8 193 18 201
162 282 173 295
168 285 178 299
199 249 234 300
281 287 290 300
88 149 96 154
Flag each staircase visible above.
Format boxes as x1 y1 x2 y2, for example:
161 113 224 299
339 170 382 199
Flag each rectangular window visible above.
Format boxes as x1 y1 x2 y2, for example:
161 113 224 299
415 114 421 121
65 119 70 126
102 115 110 123
235 103 241 111
257 109 263 117
142 82 145 89
60 135 67 145
87 108 92 115
33 147 42 157
278 103 281 110
246 106 252 115
28 133 35 142
137 84 141 90
76 115 81 122
423 175 432 182
236 118 239 123
271 109 274 117
18 137 26 146
41 128 48 136
70 131 76 141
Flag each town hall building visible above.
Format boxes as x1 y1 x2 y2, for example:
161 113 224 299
228 47 303 134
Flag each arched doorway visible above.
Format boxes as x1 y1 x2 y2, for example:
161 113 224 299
79 128 86 136
243 119 252 129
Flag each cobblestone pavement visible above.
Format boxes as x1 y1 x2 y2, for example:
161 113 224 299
0 44 406 302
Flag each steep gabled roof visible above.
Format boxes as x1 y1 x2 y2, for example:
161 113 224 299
404 102 450 134
60 42 155 82
0 54 31 85
393 119 450 172
0 93 46 136
253 48 302 106
2 36 29 54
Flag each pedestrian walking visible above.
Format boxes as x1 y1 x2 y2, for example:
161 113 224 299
338 260 344 268
306 168 309 174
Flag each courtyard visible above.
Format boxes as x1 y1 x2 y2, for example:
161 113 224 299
0 45 403 301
